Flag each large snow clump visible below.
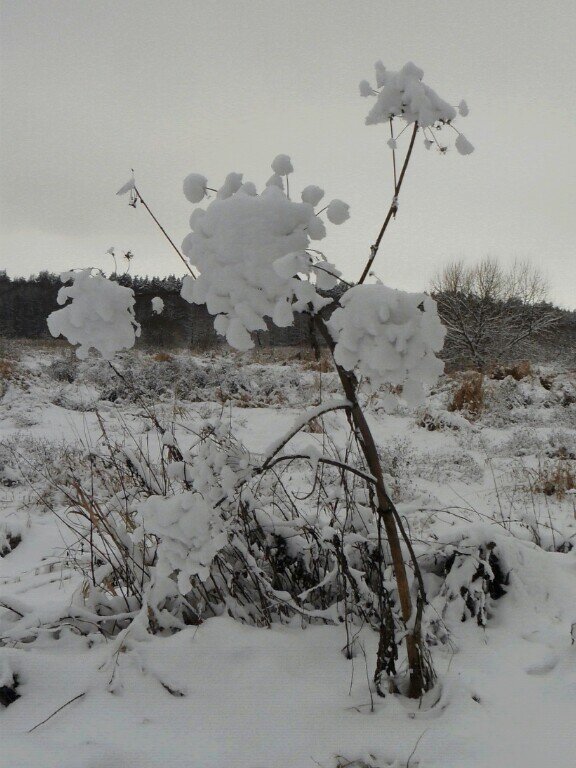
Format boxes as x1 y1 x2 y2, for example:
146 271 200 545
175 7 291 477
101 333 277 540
329 284 446 404
180 157 346 351
47 269 141 359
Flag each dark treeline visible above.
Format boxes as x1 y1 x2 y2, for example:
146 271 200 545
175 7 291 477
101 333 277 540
1 271 574 363
0 271 317 349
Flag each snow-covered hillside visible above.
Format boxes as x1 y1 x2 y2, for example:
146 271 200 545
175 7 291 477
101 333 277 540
1 346 575 768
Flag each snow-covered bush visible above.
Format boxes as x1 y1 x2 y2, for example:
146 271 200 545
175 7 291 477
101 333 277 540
75 352 338 406
0 520 22 558
423 530 509 637
48 269 141 359
329 285 446 405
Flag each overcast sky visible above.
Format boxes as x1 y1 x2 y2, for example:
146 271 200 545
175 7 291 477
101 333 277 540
1 0 575 307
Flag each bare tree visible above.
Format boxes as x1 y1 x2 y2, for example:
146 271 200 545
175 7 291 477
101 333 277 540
431 258 560 369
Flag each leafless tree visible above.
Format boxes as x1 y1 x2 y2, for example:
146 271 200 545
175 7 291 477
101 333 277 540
431 258 561 369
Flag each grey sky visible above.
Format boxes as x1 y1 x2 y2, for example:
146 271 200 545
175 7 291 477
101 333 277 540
1 0 575 307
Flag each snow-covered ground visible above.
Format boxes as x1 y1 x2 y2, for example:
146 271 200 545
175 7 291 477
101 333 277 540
1 346 575 767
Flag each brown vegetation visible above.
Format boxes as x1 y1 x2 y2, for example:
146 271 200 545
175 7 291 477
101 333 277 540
449 371 484 418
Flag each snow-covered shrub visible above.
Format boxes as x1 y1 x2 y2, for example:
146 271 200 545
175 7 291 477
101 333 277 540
423 531 509 639
49 383 101 412
0 520 22 557
494 426 576 460
329 285 446 405
480 374 574 428
0 659 19 708
48 269 141 359
46 356 78 383
75 351 337 406
180 156 347 351
416 449 483 485
417 407 473 432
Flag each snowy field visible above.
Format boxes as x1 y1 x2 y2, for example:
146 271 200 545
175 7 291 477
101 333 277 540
1 345 575 768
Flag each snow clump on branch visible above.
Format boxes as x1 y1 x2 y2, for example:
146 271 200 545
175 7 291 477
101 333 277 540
180 156 347 351
151 296 164 314
361 61 473 155
47 269 140 359
329 284 446 405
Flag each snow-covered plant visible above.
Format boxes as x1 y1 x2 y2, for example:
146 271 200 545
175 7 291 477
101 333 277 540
423 530 509 643
44 58 475 701
180 156 346 350
329 285 446 405
47 269 140 359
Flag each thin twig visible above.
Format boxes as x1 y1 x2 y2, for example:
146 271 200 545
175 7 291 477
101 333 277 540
407 728 429 768
27 692 87 733
133 186 197 279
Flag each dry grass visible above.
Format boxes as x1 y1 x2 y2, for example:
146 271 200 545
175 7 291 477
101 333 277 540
532 459 576 499
152 351 174 363
489 359 532 381
449 371 484 419
0 358 17 380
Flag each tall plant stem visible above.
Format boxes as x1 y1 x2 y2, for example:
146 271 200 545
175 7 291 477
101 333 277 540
358 122 419 285
314 314 431 698
134 186 197 279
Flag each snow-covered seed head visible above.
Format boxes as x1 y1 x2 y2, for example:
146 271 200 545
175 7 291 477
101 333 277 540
326 199 350 225
301 185 325 207
455 134 474 156
266 173 284 190
360 61 474 156
374 60 387 88
328 284 446 405
183 173 208 204
271 154 294 176
217 172 243 199
180 159 347 351
359 80 373 97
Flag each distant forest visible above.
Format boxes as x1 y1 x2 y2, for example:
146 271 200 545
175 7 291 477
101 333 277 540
1 271 574 365
0 271 318 349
